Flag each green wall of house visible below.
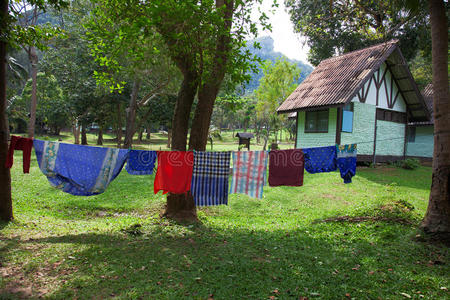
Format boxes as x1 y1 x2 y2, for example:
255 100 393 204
375 120 405 156
341 102 375 155
296 108 337 148
296 102 410 157
406 126 434 158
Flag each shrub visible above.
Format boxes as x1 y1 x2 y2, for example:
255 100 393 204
395 158 420 170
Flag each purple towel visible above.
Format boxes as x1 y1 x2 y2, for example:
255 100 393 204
268 149 304 187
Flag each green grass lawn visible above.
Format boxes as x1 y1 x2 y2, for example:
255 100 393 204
0 149 449 299
30 129 294 152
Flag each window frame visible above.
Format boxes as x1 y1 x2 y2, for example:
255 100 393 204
304 109 329 133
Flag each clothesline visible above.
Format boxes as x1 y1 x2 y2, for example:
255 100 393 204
7 136 358 206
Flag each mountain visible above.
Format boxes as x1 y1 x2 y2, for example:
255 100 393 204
243 36 313 94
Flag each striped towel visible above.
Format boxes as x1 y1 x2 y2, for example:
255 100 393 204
229 151 268 199
191 151 231 206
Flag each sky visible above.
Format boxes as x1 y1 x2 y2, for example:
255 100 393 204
253 0 310 63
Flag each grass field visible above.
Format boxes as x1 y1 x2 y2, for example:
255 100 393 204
32 129 294 152
0 140 449 299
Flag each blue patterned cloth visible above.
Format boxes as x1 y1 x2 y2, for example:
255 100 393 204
34 140 129 196
336 144 357 184
303 146 337 174
190 151 231 206
126 150 157 175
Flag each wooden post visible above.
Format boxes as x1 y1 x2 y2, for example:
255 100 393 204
335 107 343 145
294 112 298 149
373 111 378 166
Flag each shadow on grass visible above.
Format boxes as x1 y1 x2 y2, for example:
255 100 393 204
357 166 432 190
1 223 448 299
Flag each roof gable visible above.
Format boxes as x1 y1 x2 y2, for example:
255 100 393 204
277 40 429 122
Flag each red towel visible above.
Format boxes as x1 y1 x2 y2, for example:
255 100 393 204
154 151 194 194
268 149 304 187
5 135 33 173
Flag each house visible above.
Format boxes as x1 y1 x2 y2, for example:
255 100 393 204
277 40 432 163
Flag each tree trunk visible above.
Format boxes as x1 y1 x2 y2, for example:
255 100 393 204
146 127 151 139
97 127 103 145
0 0 13 221
137 128 143 143
27 46 38 139
81 125 88 145
421 0 450 237
124 80 140 149
116 102 122 148
163 72 199 220
189 83 221 151
72 122 80 144
167 128 172 149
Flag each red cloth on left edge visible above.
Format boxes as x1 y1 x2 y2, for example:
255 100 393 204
268 149 304 187
154 151 194 195
5 135 33 173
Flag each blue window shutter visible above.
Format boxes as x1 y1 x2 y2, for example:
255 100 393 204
342 111 353 133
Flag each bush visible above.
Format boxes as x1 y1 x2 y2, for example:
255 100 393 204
395 158 420 170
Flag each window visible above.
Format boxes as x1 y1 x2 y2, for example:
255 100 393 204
407 126 416 142
376 108 406 124
305 110 329 133
342 103 353 133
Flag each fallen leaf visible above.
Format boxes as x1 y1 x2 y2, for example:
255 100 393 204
156 281 162 285
345 293 350 297
368 271 375 275
272 289 279 294
400 292 411 298
440 287 448 291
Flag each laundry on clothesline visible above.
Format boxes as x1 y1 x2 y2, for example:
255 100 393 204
154 151 194 195
336 144 357 184
229 151 268 199
5 135 33 173
268 149 304 187
30 137 357 198
34 140 129 196
191 151 231 206
303 145 337 174
126 150 157 175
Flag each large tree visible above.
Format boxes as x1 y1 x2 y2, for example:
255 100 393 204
89 0 268 220
0 0 68 221
420 0 449 237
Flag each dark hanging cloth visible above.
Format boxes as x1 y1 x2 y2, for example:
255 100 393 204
5 135 33 173
125 150 157 175
268 149 304 187
190 151 231 206
302 145 337 174
336 144 357 184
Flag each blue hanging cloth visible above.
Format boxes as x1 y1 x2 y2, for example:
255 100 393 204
125 150 157 175
303 145 337 174
34 140 129 196
191 151 231 206
336 144 357 184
